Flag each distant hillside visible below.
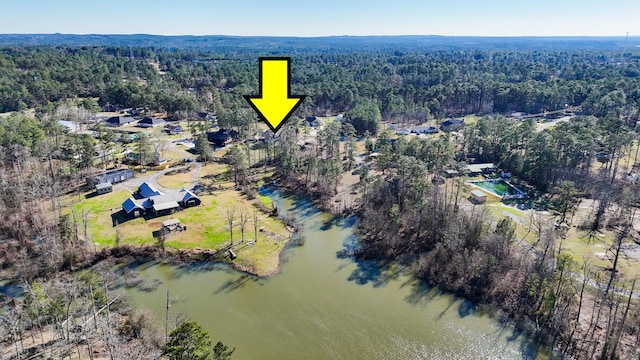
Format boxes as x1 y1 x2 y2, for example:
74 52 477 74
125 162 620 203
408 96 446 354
0 34 638 53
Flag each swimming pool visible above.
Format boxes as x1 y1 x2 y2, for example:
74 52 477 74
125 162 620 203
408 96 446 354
472 180 522 197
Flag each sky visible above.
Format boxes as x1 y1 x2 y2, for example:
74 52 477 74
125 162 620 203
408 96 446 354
0 0 639 37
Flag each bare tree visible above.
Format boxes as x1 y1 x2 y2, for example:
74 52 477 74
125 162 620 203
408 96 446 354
253 207 259 243
605 222 631 295
239 207 248 243
225 207 236 245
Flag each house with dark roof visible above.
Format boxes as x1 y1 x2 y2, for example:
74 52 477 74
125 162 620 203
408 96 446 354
177 189 201 207
206 129 238 147
440 119 465 132
122 198 146 218
122 183 201 218
105 116 136 127
136 182 162 198
306 116 323 127
137 117 165 128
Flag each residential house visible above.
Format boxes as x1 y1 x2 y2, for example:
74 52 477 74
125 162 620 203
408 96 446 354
136 182 162 198
197 112 215 121
466 163 496 176
86 168 134 186
206 129 238 147
305 116 323 128
105 116 136 127
122 198 146 218
137 117 165 128
95 182 113 195
122 183 201 218
177 188 201 208
165 124 184 135
411 125 439 134
440 119 465 132
148 194 180 216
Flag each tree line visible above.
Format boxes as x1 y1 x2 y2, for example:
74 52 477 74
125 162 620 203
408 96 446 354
1 47 639 127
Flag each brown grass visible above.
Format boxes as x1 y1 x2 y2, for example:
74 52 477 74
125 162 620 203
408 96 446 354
157 165 194 189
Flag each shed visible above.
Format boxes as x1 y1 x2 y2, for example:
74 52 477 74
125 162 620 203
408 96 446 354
162 218 182 232
470 190 487 204
162 218 181 227
95 182 113 195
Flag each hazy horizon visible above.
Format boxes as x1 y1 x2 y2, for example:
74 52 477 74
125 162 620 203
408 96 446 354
1 0 638 38
1 33 638 39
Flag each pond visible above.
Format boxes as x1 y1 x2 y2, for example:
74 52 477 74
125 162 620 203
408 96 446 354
123 187 547 359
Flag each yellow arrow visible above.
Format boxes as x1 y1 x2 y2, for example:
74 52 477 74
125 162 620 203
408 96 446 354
244 57 306 133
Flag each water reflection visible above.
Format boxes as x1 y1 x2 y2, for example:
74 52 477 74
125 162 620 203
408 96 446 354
123 188 547 360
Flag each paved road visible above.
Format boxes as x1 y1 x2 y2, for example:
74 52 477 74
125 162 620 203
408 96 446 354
113 138 198 195
192 162 202 187
113 167 174 194
535 116 572 132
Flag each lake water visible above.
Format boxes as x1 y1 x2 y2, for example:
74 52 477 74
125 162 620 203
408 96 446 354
124 187 544 359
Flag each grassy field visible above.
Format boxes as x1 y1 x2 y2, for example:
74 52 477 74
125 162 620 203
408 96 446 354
461 177 640 282
157 165 195 189
69 190 132 245
66 163 290 275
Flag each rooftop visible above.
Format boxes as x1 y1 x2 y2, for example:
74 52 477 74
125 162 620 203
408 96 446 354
442 119 464 126
162 218 181 227
466 163 496 173
138 182 162 198
153 201 180 212
95 182 112 190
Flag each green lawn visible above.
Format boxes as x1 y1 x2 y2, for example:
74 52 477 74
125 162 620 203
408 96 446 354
258 194 273 207
68 188 290 275
71 190 132 245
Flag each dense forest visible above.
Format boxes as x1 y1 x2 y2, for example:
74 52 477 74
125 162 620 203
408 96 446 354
1 36 640 358
1 44 640 122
